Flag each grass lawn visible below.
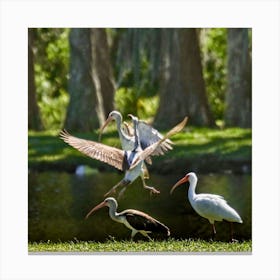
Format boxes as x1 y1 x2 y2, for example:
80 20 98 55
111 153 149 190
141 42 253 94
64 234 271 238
28 238 252 253
28 126 251 174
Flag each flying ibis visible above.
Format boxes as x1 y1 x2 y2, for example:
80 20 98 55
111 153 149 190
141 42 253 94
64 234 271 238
99 111 187 192
170 172 243 242
85 197 170 241
60 116 187 197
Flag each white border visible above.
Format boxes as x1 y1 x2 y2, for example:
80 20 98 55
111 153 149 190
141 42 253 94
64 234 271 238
1 1 279 279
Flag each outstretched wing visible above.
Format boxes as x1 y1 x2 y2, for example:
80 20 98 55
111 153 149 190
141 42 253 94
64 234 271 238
129 117 188 169
138 121 173 156
60 130 126 171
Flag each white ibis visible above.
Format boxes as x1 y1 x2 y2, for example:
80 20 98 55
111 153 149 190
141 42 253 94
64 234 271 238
85 197 170 240
170 172 243 242
99 110 173 157
60 117 187 197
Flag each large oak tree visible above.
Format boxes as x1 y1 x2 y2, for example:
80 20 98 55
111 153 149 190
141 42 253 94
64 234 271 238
65 28 115 131
154 28 214 128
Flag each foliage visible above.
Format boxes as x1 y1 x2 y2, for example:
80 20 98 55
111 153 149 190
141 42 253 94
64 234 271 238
28 238 252 252
200 28 227 124
31 28 248 130
111 29 160 118
33 28 70 129
112 28 228 124
114 87 159 120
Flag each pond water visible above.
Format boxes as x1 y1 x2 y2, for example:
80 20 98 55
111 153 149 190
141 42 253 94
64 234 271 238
28 171 251 242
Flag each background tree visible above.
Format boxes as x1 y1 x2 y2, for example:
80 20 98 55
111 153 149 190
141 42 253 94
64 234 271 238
28 28 43 130
65 28 115 131
90 28 115 117
154 28 214 128
29 28 252 132
111 28 161 119
32 28 69 130
225 28 252 128
200 28 227 125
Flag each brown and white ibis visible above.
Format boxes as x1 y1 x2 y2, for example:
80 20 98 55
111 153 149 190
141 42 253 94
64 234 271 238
170 172 243 242
60 116 187 197
85 197 170 240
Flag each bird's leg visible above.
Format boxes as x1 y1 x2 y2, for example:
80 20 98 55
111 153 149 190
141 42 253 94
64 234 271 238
229 222 238 243
211 223 216 241
131 229 138 241
142 163 150 179
141 176 160 195
140 231 153 241
104 179 129 197
117 184 129 199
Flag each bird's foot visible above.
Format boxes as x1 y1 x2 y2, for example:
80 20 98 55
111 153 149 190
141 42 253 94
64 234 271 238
229 238 239 243
149 187 160 196
104 179 129 198
209 234 216 242
150 188 160 196
143 185 160 195
104 188 116 197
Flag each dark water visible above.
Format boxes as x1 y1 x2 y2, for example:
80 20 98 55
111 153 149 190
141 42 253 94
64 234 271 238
28 171 251 242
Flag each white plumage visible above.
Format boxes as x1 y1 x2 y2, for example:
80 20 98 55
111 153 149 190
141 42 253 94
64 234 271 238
98 112 187 196
170 172 242 241
99 110 173 157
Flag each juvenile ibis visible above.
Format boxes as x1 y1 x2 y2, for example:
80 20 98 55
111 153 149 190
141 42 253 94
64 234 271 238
170 172 243 242
85 197 170 240
60 117 187 197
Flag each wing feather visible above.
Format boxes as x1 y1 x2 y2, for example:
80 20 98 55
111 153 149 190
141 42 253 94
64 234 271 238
60 130 126 171
121 209 170 235
129 117 188 169
138 121 173 156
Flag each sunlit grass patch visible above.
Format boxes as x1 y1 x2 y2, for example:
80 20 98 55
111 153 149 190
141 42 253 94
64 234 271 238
28 238 252 253
28 127 251 173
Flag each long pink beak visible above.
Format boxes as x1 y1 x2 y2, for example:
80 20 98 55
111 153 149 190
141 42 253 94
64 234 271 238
170 175 189 195
85 200 107 219
98 116 113 142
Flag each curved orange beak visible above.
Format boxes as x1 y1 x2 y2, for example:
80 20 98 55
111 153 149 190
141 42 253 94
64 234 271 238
98 116 114 141
85 200 108 219
170 175 189 195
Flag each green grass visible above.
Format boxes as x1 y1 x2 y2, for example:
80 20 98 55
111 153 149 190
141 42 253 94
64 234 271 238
28 238 252 253
28 126 251 173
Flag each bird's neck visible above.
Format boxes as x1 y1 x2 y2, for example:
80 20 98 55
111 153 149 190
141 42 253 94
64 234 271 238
188 178 198 202
132 121 140 151
115 116 123 136
116 117 131 148
108 204 122 223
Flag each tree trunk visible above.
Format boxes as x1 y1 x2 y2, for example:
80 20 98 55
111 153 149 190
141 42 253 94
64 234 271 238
65 28 115 132
225 28 251 128
154 28 214 128
28 28 43 130
90 28 115 117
